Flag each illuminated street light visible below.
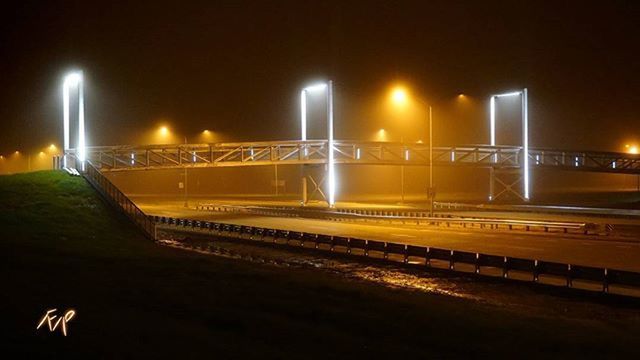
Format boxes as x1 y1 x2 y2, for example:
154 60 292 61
390 86 408 106
625 144 639 154
300 81 335 207
388 85 434 214
63 71 85 169
489 89 529 201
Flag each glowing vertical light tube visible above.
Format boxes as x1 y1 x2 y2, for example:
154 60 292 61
522 88 530 200
77 72 85 170
490 96 496 147
356 148 361 160
130 153 135 165
62 72 83 169
63 81 70 168
300 90 307 141
490 96 497 164
327 81 336 207
404 149 409 161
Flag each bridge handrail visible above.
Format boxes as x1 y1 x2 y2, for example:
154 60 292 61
82 161 155 239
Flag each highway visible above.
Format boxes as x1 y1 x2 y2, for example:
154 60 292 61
136 200 640 272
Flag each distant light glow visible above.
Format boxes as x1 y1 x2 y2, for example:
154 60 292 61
160 126 169 136
628 146 639 154
390 86 408 106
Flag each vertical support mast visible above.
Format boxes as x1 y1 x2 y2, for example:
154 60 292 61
489 89 530 202
327 80 335 207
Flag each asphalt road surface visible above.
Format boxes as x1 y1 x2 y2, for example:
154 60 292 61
136 200 640 272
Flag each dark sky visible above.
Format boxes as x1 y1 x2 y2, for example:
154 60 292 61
1 0 638 155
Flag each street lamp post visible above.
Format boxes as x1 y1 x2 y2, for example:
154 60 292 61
389 86 435 215
183 135 188 208
428 105 434 217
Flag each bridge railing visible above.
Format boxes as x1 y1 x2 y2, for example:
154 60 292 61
83 161 155 239
68 141 639 174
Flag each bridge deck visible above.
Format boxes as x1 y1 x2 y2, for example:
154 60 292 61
68 140 640 174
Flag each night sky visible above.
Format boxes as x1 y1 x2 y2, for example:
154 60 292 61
1 1 638 155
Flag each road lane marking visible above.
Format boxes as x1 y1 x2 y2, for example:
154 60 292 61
390 233 417 238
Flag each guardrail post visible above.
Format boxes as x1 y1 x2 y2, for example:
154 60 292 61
567 264 573 287
403 245 408 263
474 253 480 274
502 257 509 278
533 260 540 282
603 269 609 293
449 250 455 270
425 247 431 267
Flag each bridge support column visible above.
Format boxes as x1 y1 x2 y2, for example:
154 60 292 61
301 176 308 206
489 168 527 202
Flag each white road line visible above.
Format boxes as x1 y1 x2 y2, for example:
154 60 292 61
390 233 416 238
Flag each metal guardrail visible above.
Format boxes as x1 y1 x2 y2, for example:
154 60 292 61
153 215 640 295
83 162 155 239
195 203 595 235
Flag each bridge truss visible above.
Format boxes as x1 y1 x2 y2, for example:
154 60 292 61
66 140 640 202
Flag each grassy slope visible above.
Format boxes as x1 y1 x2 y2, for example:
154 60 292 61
2 171 639 358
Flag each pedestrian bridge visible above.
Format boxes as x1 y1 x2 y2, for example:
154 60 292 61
68 140 639 175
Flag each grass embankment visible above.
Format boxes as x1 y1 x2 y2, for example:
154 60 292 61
2 171 639 357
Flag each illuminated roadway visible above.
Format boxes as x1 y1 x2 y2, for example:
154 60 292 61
136 200 640 272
